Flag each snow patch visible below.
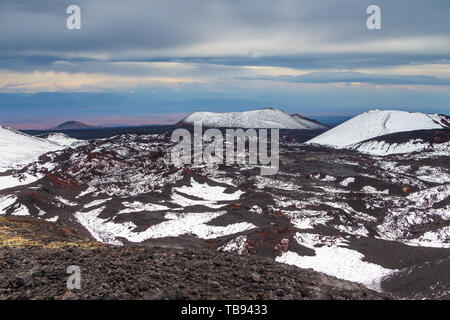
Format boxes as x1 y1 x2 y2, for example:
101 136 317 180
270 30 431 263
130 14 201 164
407 185 450 208
415 166 450 184
175 179 244 201
118 201 170 214
276 233 396 288
361 186 389 195
218 235 249 254
340 177 355 187
0 173 43 191
75 208 256 245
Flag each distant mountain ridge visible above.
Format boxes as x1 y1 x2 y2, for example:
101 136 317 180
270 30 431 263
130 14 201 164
179 108 328 130
51 121 94 130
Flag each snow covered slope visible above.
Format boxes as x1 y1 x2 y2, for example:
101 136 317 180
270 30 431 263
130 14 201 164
307 110 450 148
180 108 327 130
39 133 84 148
290 114 328 130
0 126 64 172
350 129 450 156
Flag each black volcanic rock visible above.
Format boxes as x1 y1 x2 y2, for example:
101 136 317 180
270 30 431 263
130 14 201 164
0 216 392 300
51 121 94 130
1 127 448 300
354 128 450 146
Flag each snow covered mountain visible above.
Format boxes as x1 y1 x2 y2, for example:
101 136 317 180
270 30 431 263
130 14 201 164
180 108 328 130
307 110 450 149
0 126 64 172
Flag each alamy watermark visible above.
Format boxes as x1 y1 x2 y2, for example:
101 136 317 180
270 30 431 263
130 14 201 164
171 122 279 176
66 5 81 30
66 4 381 31
367 5 381 30
66 265 81 290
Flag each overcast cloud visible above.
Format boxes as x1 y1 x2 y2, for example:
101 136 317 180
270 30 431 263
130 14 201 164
0 0 449 128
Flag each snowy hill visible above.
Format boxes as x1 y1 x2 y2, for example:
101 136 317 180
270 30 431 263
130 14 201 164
307 110 450 149
38 133 84 148
0 126 64 172
180 108 327 130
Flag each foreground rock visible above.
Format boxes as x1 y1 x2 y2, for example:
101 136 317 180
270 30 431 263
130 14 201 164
0 216 391 300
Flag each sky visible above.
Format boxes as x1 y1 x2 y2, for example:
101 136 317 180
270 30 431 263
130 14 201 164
0 0 449 129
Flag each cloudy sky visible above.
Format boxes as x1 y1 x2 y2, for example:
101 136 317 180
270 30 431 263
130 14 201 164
0 0 449 128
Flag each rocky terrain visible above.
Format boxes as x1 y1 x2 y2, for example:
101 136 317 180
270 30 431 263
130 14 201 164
0 109 449 300
0 216 391 300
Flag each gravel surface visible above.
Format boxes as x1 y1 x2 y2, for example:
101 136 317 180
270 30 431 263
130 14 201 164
0 216 392 300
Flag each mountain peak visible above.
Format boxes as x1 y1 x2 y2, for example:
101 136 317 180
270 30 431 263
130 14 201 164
307 110 450 148
179 108 328 130
50 121 94 130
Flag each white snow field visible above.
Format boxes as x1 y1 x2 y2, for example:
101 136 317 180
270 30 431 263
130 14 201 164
182 108 327 129
75 207 256 245
307 110 449 148
0 125 64 172
351 139 450 156
276 233 396 289
0 127 85 191
0 173 44 191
